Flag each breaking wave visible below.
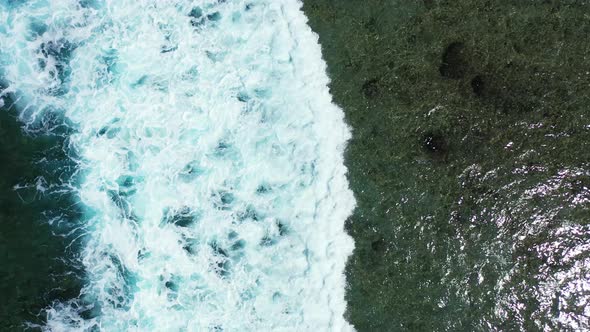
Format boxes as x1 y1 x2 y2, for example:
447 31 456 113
0 0 355 330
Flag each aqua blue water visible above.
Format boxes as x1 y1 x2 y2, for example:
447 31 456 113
0 1 355 330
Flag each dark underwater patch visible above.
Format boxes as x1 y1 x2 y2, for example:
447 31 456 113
422 131 448 157
361 79 380 99
470 75 485 97
439 42 468 79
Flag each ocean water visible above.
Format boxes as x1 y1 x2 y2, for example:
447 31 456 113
0 1 355 330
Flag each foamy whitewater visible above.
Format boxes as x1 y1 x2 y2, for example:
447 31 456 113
0 0 355 330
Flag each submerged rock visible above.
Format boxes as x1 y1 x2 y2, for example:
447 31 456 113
439 42 468 79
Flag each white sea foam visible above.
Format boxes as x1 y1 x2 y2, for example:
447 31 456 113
0 0 355 331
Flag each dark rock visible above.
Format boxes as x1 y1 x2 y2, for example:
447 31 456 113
471 75 485 96
422 132 448 155
362 79 380 98
371 238 387 254
439 42 468 79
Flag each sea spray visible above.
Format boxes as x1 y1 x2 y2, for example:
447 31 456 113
0 0 355 330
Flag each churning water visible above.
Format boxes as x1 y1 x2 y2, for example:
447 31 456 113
0 1 355 330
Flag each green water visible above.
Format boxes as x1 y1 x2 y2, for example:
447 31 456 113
0 91 83 330
303 1 590 331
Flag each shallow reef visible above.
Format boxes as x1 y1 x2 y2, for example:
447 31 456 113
303 1 590 330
